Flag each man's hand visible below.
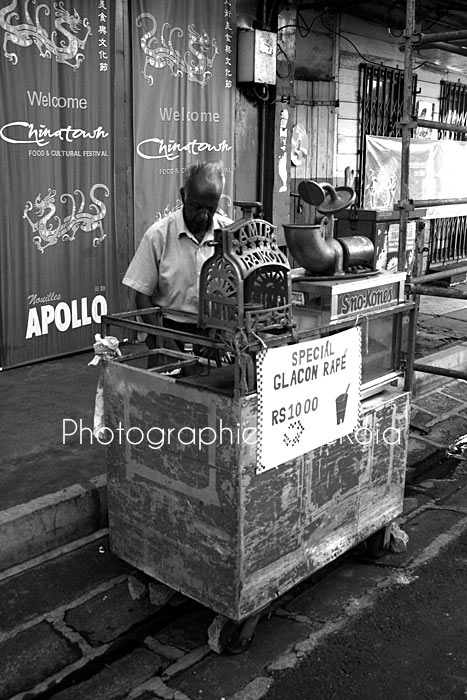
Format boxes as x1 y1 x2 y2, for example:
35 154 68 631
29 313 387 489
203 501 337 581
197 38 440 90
135 292 161 328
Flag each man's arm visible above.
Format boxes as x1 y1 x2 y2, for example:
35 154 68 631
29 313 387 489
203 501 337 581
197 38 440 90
135 292 163 349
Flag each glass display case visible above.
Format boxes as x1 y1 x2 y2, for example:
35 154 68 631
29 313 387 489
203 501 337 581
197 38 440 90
291 271 411 398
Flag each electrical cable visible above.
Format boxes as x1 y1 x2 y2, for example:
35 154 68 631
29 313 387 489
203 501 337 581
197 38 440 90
296 9 323 38
276 11 323 38
272 3 458 78
320 13 388 67
253 84 271 103
320 11 431 71
276 41 292 79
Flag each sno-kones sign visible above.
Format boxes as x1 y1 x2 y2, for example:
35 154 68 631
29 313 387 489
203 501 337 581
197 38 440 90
0 0 118 367
337 279 403 316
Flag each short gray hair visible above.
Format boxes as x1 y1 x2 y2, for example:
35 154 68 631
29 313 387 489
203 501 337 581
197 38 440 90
183 161 225 194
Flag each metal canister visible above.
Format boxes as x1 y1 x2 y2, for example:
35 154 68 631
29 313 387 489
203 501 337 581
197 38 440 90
338 235 374 269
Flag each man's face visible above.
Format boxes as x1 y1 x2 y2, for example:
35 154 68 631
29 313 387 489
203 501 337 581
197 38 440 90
181 178 221 237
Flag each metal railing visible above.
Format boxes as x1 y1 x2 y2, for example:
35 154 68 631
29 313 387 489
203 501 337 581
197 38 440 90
428 216 467 269
399 3 467 387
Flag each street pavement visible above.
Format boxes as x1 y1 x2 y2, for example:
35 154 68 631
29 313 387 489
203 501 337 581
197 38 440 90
262 509 467 700
1 289 467 699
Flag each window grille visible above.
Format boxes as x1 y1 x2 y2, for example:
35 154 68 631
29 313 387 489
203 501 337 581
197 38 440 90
357 64 417 205
429 216 467 267
439 80 467 141
428 80 467 270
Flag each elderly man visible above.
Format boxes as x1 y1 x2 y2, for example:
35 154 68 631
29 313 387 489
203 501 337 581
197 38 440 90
123 161 233 354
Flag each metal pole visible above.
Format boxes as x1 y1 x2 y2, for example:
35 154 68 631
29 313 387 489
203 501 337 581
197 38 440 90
415 29 467 45
411 284 467 299
415 42 467 58
401 2 467 389
416 119 467 135
410 197 467 208
404 305 417 393
398 0 416 272
413 363 467 380
398 0 418 394
411 263 467 284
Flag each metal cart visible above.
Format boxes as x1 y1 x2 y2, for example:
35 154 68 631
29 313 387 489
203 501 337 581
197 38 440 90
101 203 415 652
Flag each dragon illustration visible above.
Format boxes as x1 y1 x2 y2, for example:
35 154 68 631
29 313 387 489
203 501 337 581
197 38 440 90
23 184 109 253
136 13 218 87
0 0 91 69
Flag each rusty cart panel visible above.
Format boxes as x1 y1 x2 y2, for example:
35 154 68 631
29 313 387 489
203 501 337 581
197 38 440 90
105 358 409 621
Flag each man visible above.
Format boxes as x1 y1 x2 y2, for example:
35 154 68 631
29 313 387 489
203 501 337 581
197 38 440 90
122 161 233 354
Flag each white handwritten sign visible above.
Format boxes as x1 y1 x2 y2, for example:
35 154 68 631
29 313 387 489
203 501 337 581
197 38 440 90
257 327 361 472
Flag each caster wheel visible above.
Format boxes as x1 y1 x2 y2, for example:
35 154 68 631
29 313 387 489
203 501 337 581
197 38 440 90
208 613 260 654
220 614 260 654
365 526 390 559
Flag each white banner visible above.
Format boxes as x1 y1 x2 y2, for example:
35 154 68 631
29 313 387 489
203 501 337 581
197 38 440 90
364 135 467 218
257 327 362 472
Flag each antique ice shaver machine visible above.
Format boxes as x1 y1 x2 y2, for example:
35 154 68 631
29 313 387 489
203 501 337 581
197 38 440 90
198 202 296 390
284 181 375 277
199 203 295 334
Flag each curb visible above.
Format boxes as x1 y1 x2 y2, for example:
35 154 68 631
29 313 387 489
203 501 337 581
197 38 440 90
0 474 107 572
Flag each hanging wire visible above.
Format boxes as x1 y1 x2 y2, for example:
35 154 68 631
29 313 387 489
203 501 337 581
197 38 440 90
320 10 427 72
275 10 324 41
253 84 272 103
388 27 404 38
319 13 387 67
296 9 324 38
385 0 405 36
276 41 292 79
272 2 437 80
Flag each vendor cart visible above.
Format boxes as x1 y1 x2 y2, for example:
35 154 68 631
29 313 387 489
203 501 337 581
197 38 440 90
101 197 415 651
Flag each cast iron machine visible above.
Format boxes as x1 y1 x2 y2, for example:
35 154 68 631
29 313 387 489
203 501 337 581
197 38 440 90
199 207 294 339
197 202 296 391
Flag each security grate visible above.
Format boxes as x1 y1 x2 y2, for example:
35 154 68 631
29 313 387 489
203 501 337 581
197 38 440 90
439 80 467 141
427 81 467 270
357 64 417 205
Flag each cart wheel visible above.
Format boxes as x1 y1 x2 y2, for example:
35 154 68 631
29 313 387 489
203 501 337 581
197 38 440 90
221 613 260 654
208 613 260 654
365 525 391 559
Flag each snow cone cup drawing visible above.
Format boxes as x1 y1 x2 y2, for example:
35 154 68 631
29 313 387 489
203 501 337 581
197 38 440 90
335 384 350 424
